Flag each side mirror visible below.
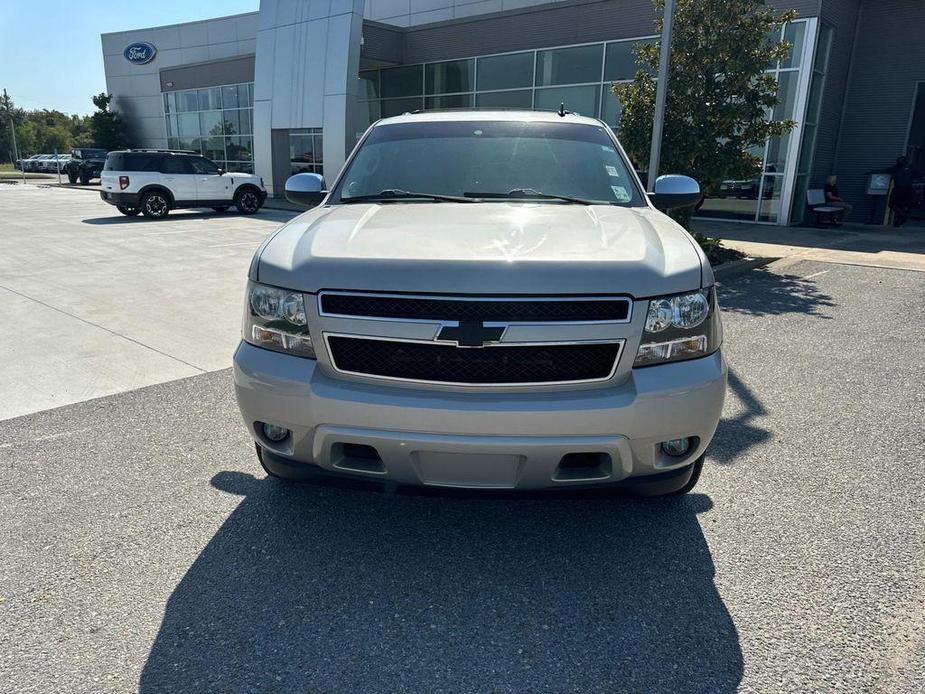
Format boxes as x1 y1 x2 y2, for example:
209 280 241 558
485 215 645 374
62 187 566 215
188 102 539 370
285 173 326 207
648 175 701 211
216 168 224 175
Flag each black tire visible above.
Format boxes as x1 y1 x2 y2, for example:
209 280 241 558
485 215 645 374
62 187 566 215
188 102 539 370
234 187 262 215
117 206 140 216
140 190 171 219
211 206 230 213
256 443 285 480
67 171 78 185
663 455 704 496
79 173 91 185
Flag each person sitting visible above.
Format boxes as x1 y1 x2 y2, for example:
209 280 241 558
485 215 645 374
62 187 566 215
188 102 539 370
824 175 852 225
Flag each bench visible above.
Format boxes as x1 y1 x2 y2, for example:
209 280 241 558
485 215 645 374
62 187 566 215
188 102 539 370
806 189 843 227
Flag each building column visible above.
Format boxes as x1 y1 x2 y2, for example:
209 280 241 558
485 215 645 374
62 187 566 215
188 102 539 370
253 0 365 197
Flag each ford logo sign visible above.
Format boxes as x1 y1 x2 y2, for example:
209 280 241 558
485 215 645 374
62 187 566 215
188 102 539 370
123 42 157 65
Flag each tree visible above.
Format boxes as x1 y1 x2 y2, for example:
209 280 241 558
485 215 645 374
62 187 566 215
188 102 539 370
613 0 797 198
89 93 130 150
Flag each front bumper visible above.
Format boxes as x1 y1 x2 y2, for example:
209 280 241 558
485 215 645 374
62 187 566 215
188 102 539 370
233 342 727 490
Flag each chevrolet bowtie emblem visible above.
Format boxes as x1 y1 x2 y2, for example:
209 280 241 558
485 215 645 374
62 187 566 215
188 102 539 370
436 321 505 347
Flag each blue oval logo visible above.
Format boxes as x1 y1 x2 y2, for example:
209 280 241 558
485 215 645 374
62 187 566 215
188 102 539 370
123 42 156 65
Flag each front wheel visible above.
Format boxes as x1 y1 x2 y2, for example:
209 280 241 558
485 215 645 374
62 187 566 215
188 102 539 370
117 206 140 216
79 173 91 185
140 191 171 219
234 188 262 215
67 172 78 185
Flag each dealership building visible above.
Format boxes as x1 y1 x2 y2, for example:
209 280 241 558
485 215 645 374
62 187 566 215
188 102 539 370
101 0 924 225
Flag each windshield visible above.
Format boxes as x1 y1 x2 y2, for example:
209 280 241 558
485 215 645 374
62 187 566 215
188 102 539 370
333 120 643 206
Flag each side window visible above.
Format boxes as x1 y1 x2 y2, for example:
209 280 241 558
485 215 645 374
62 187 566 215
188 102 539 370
189 156 220 175
160 156 190 174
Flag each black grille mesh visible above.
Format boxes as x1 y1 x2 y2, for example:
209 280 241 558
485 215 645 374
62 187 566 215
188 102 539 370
327 337 620 384
320 294 630 322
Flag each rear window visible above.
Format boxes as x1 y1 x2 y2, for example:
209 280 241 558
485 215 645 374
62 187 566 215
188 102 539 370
105 153 161 172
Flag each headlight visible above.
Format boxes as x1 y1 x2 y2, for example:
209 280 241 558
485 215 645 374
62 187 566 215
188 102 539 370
634 288 721 367
243 281 315 358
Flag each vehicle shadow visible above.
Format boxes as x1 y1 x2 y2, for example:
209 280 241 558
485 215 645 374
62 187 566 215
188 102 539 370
80 209 296 225
718 267 835 318
711 367 770 465
139 475 743 693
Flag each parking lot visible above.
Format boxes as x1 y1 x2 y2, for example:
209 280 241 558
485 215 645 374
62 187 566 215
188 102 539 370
2 184 925 692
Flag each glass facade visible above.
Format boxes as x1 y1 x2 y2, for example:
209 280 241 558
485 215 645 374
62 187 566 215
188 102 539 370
357 37 656 135
290 129 324 175
697 19 814 224
163 82 255 173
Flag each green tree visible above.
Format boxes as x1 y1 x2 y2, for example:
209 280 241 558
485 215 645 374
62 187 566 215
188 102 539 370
89 93 131 150
613 0 797 197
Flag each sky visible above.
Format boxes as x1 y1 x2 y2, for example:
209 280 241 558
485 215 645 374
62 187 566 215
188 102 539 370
0 0 259 116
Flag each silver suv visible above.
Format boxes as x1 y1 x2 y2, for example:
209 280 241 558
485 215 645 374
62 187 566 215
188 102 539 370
233 111 726 495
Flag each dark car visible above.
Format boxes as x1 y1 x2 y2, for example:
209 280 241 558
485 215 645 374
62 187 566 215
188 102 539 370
65 148 109 185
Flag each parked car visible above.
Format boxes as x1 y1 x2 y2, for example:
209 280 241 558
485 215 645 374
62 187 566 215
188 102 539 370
25 154 53 172
38 154 71 172
99 149 267 218
233 111 726 496
64 148 108 184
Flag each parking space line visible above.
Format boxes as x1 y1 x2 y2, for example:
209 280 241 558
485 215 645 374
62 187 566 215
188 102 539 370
0 282 206 373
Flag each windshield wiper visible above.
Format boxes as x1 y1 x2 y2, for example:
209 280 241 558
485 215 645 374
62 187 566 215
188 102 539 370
463 188 600 205
341 189 475 203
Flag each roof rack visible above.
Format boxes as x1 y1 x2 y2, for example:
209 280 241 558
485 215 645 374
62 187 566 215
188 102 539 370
404 106 584 116
120 148 199 154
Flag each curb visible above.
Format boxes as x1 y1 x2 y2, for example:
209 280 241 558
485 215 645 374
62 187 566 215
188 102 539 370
712 256 777 281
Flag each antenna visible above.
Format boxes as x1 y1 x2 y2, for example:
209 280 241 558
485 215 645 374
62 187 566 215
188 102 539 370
558 102 567 118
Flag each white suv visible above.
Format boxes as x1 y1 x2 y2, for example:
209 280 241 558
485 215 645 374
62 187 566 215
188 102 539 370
100 150 267 219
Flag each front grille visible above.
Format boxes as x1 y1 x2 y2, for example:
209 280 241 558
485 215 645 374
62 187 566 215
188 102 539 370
326 336 621 385
320 293 630 322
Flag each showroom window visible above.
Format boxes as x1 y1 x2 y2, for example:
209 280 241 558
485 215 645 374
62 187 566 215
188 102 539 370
290 128 324 175
355 38 656 135
163 82 254 173
695 18 816 224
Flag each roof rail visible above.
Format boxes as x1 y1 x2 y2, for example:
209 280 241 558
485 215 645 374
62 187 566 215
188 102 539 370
120 148 199 154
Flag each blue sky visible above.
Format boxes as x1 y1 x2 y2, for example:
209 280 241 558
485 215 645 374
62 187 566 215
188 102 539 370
0 0 259 115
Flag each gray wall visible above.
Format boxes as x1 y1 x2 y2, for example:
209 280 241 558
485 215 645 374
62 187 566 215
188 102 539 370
159 55 255 91
397 0 820 64
810 0 860 194
832 0 925 222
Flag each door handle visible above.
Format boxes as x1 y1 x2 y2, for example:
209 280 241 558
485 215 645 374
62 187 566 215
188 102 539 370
163 177 175 181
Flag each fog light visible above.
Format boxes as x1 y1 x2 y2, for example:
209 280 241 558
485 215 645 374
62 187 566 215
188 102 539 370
661 438 691 457
261 422 290 442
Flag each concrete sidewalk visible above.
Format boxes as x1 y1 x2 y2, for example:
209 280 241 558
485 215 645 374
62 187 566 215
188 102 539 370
694 219 925 273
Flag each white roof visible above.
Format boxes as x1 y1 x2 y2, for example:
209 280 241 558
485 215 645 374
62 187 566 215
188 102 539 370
375 110 604 127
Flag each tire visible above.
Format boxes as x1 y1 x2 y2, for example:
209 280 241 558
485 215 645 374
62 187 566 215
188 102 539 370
211 206 230 213
234 187 262 215
79 173 91 185
117 206 140 216
67 172 77 185
663 455 704 496
256 443 288 481
140 190 171 219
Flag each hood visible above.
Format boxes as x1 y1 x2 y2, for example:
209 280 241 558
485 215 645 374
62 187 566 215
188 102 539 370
256 203 705 297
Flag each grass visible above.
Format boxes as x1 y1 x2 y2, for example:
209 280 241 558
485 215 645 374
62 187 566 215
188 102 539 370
0 163 55 179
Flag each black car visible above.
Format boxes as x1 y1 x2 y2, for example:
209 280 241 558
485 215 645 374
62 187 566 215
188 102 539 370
65 148 109 185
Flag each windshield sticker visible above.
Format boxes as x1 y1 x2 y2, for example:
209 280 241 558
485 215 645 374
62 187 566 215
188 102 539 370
605 165 619 177
611 185 631 202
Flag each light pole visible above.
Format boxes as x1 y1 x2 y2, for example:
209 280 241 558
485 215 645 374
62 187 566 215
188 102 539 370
647 0 676 192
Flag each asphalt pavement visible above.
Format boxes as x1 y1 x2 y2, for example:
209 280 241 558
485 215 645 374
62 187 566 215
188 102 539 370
3 257 924 692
